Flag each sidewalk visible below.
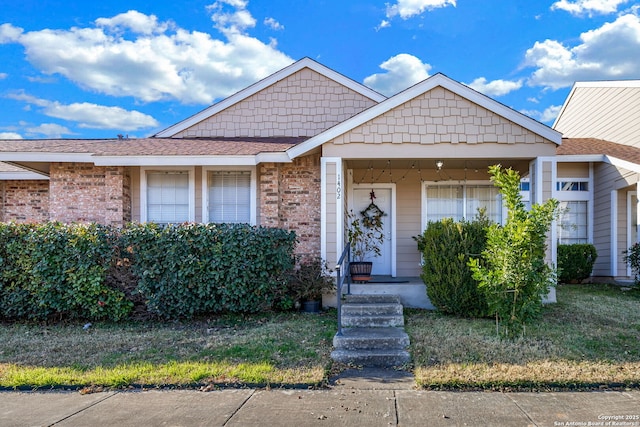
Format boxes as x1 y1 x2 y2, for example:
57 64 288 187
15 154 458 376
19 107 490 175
1 370 638 427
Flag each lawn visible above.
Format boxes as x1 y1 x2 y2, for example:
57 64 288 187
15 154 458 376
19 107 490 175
0 312 336 389
407 283 640 390
0 283 638 390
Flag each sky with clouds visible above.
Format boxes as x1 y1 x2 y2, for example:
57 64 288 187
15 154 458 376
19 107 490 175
0 0 639 139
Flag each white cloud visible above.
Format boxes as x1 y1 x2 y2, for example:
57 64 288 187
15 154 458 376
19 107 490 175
0 4 293 105
0 132 22 139
524 13 640 89
386 0 456 20
363 54 431 96
551 0 629 16
96 10 171 35
466 77 523 97
8 92 158 130
521 105 562 123
264 17 284 31
25 123 73 138
0 72 7 79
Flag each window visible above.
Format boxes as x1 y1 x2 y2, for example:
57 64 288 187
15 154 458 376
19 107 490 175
207 171 252 223
425 183 502 224
146 171 190 224
557 181 588 192
555 177 590 244
557 200 588 244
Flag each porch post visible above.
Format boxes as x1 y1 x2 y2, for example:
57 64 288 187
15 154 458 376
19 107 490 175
320 157 343 267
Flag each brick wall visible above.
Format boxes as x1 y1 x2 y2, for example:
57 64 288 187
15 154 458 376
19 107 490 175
1 180 49 222
259 154 321 258
49 163 129 226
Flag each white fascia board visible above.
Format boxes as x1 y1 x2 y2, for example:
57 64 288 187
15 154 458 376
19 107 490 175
552 83 577 129
0 172 49 180
0 153 92 162
156 58 386 138
556 154 605 163
288 73 561 159
93 153 291 167
574 80 640 88
605 155 640 174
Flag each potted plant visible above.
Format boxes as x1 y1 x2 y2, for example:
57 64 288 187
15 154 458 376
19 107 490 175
287 256 334 312
347 204 385 282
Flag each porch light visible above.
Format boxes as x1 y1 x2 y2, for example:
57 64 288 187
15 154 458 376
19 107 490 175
436 160 444 171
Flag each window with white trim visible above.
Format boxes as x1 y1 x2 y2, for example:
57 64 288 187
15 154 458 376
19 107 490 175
557 201 588 244
146 171 190 224
424 182 502 224
556 179 590 244
207 170 251 223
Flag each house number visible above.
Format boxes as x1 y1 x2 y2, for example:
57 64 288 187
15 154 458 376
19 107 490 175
336 174 342 200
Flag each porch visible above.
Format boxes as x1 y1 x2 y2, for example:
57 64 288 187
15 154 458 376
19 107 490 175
323 276 434 309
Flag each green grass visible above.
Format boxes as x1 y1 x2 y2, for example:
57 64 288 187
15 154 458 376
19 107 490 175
407 283 640 390
1 284 639 390
0 311 335 389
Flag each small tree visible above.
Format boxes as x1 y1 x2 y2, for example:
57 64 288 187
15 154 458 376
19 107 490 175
469 165 558 337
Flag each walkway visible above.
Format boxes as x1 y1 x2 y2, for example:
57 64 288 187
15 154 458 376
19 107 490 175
2 380 638 426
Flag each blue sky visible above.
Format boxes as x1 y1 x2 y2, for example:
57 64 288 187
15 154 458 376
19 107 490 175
1 0 639 139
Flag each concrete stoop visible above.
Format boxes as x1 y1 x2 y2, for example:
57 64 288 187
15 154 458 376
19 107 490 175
331 294 410 367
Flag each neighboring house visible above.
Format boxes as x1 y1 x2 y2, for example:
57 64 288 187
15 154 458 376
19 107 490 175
2 58 636 289
554 80 640 280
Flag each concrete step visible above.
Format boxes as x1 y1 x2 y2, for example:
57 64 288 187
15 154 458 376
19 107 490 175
341 314 404 327
344 294 401 304
341 302 403 317
330 348 411 367
333 327 410 351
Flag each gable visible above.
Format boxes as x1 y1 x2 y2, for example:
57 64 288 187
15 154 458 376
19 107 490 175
331 86 550 146
173 67 379 139
289 73 560 159
553 82 640 148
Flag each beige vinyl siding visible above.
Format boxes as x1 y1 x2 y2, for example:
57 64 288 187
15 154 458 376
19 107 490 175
557 162 590 179
396 175 422 277
554 85 640 148
592 163 616 276
591 162 640 276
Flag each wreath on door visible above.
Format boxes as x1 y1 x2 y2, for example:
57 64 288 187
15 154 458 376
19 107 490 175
360 202 385 229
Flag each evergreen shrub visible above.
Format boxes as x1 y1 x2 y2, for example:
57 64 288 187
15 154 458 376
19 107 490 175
557 244 597 283
415 213 490 317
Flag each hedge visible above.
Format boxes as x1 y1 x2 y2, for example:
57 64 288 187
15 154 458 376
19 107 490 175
0 222 296 321
557 243 597 283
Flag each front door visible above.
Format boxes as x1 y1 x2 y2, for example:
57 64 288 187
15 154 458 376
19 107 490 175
353 187 392 276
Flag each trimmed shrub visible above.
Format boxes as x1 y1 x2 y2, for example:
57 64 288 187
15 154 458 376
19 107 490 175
415 214 490 317
0 222 132 321
557 244 597 283
0 222 296 321
121 223 296 318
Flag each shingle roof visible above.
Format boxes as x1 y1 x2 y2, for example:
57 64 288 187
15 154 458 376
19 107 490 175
559 138 640 165
0 137 305 156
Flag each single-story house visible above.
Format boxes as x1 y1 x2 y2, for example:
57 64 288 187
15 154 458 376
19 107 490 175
1 58 638 305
